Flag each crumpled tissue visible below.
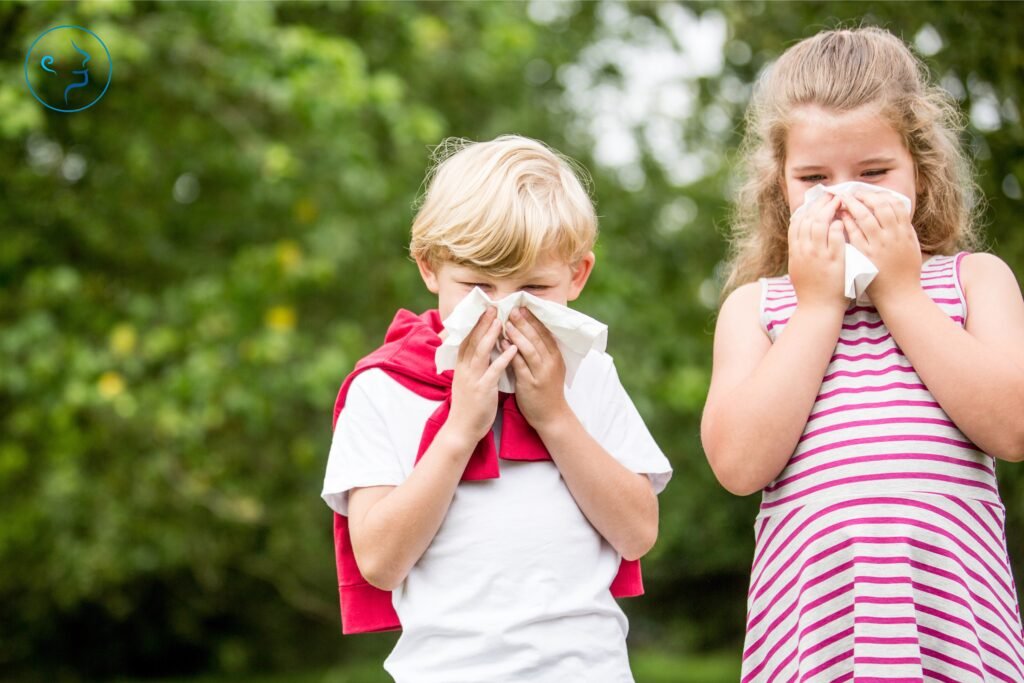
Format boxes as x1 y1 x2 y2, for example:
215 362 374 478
435 287 608 393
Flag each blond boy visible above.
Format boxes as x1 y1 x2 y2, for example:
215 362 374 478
322 135 671 682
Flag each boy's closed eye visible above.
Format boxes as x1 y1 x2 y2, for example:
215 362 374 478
459 282 550 292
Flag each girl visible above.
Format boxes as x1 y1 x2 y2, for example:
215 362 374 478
702 27 1024 682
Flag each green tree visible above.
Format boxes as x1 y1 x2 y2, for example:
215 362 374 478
1 1 604 677
1 0 1022 679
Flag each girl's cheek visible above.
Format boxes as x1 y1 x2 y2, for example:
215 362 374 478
784 186 803 214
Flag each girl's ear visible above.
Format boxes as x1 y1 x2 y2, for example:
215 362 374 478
567 251 596 302
416 257 441 294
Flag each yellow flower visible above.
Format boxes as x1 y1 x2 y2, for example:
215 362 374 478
109 324 137 356
412 15 450 53
265 305 296 332
98 371 125 399
262 144 295 181
275 240 303 272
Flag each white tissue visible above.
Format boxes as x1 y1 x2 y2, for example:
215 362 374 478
435 287 608 393
793 181 912 305
842 244 878 305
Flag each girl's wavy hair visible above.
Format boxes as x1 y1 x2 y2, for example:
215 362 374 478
723 26 982 295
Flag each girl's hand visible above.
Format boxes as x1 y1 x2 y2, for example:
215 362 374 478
788 192 847 312
448 306 519 445
500 306 570 431
841 191 923 305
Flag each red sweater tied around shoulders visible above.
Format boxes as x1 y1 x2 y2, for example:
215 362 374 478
331 309 643 634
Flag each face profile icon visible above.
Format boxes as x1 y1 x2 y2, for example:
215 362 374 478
25 25 112 113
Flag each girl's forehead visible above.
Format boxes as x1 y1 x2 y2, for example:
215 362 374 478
790 104 892 133
786 105 905 161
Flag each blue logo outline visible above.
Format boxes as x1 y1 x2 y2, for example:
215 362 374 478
24 25 112 113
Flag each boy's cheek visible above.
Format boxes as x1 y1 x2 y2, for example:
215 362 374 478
437 289 469 320
530 289 571 306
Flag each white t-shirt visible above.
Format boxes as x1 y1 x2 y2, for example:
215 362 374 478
322 350 672 683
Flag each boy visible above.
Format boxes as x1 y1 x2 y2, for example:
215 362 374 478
322 135 672 682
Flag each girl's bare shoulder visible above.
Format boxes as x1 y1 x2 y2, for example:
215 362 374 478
959 252 1021 299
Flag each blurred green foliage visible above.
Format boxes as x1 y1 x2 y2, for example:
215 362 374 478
114 649 740 683
0 1 1021 680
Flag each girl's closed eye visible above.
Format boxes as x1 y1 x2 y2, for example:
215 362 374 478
862 168 889 178
799 174 827 183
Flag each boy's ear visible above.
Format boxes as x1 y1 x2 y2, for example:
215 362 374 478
416 257 440 294
567 251 595 302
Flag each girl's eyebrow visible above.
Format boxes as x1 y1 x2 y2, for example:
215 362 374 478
857 156 897 165
792 156 897 173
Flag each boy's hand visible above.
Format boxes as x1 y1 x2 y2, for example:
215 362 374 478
448 306 519 446
500 307 570 431
841 191 923 305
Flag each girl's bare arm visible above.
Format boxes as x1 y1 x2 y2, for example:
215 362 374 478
871 253 1024 461
703 192 847 495
701 283 845 494
843 192 1024 461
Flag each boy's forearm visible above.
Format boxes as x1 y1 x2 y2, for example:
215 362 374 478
704 305 845 495
351 424 476 589
875 289 1024 460
533 408 659 561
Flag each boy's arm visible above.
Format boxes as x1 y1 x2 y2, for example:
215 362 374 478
347 423 477 591
843 192 1024 461
502 307 662 560
528 410 659 561
347 307 519 591
700 282 845 495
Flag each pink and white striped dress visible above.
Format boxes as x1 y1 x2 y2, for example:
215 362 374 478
743 253 1024 683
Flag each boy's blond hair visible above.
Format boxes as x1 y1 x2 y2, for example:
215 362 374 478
410 135 597 277
724 26 982 295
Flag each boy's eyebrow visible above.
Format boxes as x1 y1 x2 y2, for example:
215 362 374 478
524 266 565 278
522 268 563 279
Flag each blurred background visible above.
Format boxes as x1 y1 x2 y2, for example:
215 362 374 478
1 1 1022 681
